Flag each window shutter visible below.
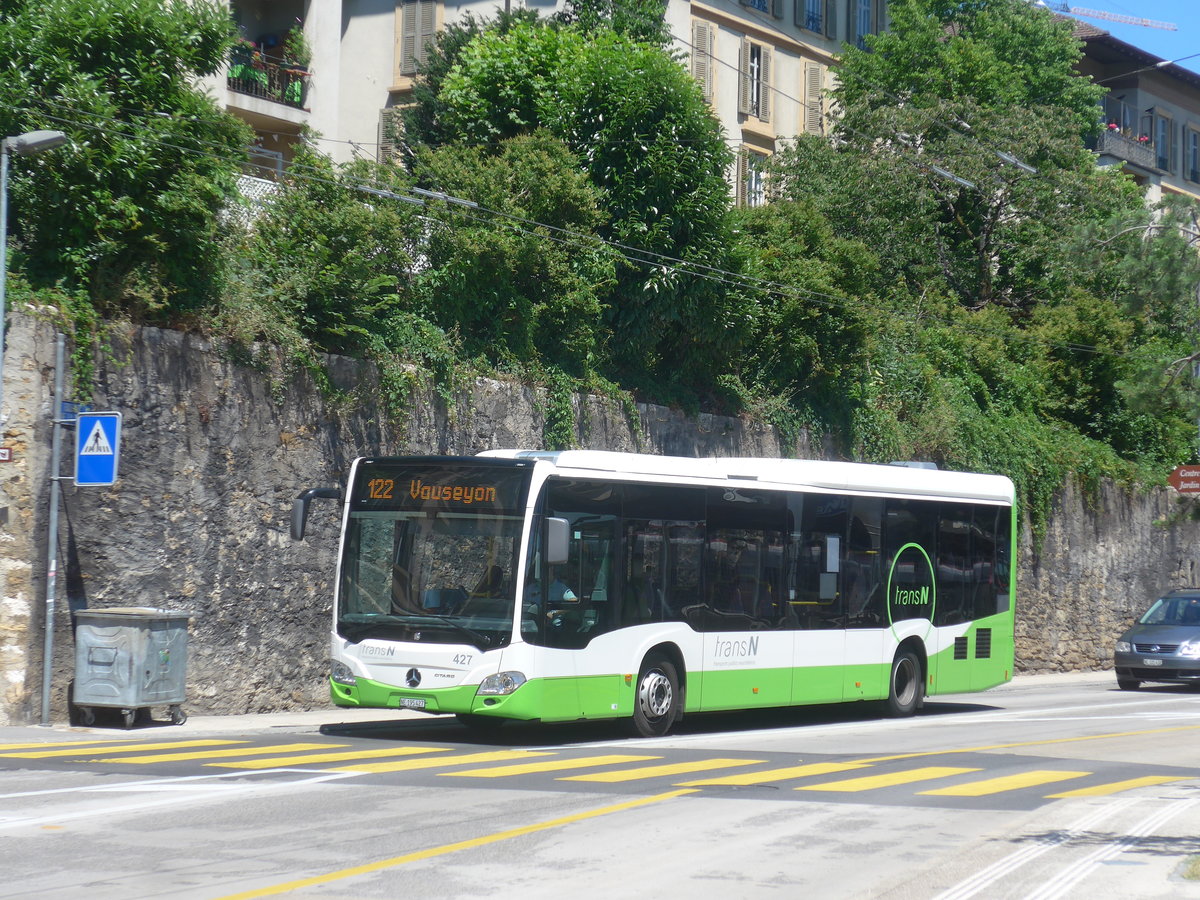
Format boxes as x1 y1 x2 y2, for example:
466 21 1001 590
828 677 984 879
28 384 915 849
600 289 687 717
759 46 772 123
824 0 837 37
804 62 823 134
738 39 752 116
736 149 748 208
417 0 437 71
692 20 714 103
772 0 784 18
399 0 437 76
378 108 404 163
399 0 418 75
793 0 802 28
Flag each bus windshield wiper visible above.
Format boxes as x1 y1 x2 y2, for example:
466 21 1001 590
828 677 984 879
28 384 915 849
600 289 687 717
420 613 493 648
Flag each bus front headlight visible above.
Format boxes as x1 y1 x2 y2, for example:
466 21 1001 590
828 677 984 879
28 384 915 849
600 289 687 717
477 671 527 695
331 661 358 686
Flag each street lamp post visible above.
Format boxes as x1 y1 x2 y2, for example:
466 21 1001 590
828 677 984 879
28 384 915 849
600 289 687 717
0 129 68 420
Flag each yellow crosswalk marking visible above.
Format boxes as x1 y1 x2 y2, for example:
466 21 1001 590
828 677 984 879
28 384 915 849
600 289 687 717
332 750 550 774
921 769 1091 796
798 766 979 792
442 755 661 778
678 761 872 787
88 743 343 764
0 740 242 759
1045 776 1184 798
559 758 764 783
0 740 139 751
211 746 455 770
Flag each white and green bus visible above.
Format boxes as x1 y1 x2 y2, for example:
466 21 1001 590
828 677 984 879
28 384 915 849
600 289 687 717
292 451 1015 737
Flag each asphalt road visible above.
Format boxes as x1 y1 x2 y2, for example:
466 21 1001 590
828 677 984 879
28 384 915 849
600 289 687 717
1 671 1198 900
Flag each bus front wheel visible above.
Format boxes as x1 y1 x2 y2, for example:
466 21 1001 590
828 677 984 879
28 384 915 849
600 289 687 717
885 649 923 717
628 655 680 737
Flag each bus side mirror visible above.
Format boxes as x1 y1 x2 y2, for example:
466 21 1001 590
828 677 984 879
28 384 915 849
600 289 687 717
291 487 342 541
546 517 570 565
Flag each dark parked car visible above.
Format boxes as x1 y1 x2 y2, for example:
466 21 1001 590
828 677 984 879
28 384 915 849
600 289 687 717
1114 589 1200 690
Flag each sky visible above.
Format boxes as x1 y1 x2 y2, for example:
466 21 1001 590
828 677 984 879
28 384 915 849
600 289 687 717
1065 0 1200 75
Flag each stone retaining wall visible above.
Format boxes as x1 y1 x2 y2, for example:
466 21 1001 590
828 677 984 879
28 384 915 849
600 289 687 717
1 314 1197 724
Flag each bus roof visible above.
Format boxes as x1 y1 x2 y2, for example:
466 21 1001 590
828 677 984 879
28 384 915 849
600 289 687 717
475 450 1015 504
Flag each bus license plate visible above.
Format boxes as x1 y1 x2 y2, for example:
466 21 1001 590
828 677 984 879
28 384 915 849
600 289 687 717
400 697 426 709
1142 659 1163 666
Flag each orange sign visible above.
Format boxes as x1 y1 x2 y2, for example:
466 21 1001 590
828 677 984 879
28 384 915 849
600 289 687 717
1168 466 1200 493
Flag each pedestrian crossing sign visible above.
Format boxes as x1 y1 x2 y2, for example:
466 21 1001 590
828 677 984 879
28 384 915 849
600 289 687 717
75 412 122 486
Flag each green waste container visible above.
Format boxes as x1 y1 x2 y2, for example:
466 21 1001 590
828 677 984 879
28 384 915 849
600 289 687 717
71 607 195 729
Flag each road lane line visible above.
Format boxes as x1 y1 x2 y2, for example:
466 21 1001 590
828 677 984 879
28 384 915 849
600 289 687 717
212 788 698 900
0 771 358 830
921 770 1090 797
0 740 243 758
798 766 979 792
331 750 550 773
677 761 871 786
559 758 762 783
931 797 1143 900
441 754 660 777
87 743 343 764
1024 798 1199 900
1045 775 1184 798
211 746 454 769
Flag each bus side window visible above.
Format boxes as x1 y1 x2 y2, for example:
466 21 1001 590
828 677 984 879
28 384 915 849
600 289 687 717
845 497 882 627
788 493 847 629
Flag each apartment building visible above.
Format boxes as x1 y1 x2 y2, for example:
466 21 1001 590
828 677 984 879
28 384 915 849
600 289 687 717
213 3 1200 208
1075 21 1200 204
215 0 885 202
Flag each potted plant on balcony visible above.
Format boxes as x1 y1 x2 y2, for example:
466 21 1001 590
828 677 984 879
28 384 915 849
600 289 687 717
282 24 311 72
229 38 269 94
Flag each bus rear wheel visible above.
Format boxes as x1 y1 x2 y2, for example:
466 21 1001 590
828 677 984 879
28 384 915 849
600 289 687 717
885 649 923 717
628 655 680 737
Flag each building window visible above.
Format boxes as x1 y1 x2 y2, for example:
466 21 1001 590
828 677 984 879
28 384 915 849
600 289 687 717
849 0 882 48
1155 113 1174 172
1187 129 1200 183
742 0 770 13
801 0 823 31
691 20 715 104
737 148 769 208
799 0 836 36
398 0 437 77
738 39 772 123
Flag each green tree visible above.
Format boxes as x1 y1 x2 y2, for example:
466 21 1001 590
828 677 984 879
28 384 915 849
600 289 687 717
226 145 422 356
0 0 252 313
555 0 671 46
433 20 748 397
412 132 617 378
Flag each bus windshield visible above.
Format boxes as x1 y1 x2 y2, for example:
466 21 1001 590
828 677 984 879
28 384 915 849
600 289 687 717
337 461 531 650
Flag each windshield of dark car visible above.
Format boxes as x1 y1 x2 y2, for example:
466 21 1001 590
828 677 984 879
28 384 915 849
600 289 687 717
1138 596 1200 627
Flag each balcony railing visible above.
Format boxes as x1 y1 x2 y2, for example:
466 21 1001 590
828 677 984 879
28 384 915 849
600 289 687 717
227 44 309 109
1093 128 1157 171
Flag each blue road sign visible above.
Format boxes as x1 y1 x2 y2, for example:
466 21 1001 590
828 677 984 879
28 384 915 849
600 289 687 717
75 412 122 486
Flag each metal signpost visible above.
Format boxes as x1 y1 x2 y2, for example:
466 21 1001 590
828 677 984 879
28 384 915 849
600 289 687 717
40 352 123 724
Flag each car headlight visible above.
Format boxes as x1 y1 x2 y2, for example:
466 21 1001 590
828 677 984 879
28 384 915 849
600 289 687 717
477 671 527 696
331 660 358 685
1115 641 1131 653
1179 641 1200 660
